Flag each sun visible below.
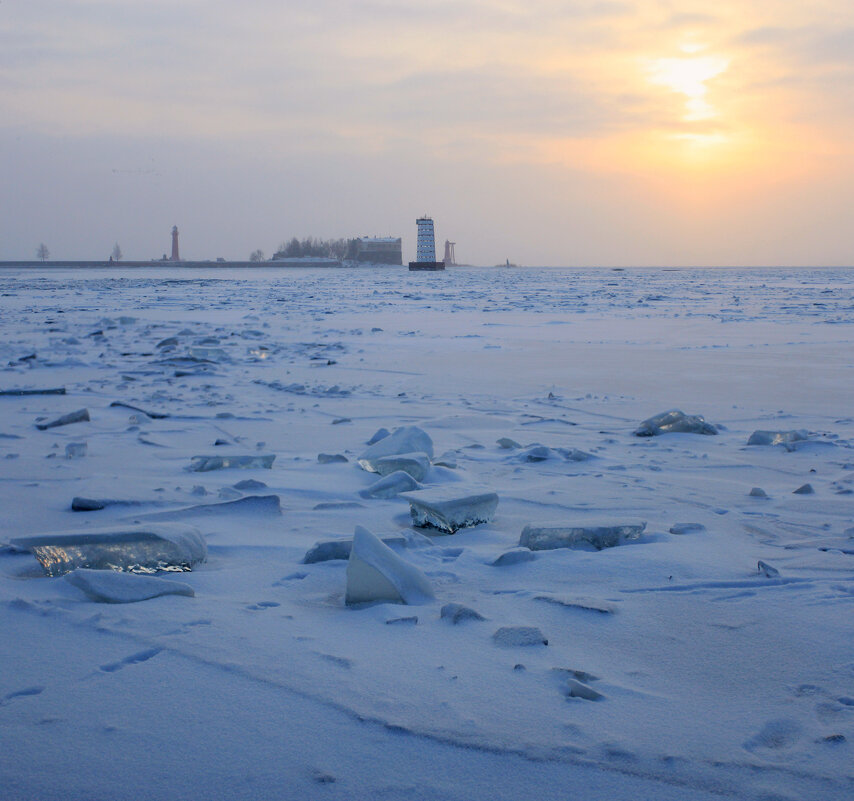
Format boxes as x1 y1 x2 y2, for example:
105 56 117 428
646 51 730 121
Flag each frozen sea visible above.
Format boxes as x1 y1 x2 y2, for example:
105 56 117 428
1 265 852 800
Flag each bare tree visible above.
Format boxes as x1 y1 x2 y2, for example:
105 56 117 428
272 237 351 260
276 237 301 258
36 243 50 262
249 249 265 262
111 243 123 262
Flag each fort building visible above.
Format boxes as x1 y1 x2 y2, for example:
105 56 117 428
353 237 402 265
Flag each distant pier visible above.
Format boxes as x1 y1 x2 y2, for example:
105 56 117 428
0 259 348 269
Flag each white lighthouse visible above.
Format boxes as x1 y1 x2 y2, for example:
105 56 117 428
408 217 445 271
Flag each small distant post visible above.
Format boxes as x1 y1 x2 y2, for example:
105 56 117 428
171 226 180 262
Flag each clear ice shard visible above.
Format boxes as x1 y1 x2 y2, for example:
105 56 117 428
747 430 809 447
345 526 433 605
71 497 149 512
366 428 390 445
188 346 229 362
757 560 780 578
566 678 604 701
371 452 430 481
109 401 169 419
519 521 646 551
357 426 434 473
400 487 499 534
634 409 717 436
358 470 421 499
317 453 348 464
65 568 195 603
65 442 87 459
518 445 551 462
669 522 705 535
36 408 90 430
10 523 207 576
188 454 275 471
303 533 406 564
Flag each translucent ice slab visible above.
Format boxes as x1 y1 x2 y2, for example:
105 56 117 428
519 521 646 551
400 488 499 534
189 454 275 471
634 409 717 436
10 524 207 577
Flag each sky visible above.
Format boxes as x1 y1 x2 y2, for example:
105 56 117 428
1 0 853 266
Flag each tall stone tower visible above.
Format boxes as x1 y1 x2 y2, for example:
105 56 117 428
171 226 180 262
408 217 445 271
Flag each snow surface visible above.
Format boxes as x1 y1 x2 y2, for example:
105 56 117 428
1 264 853 800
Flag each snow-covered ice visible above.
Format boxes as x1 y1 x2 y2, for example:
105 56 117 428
358 470 421 499
440 602 486 623
356 425 434 473
669 522 706 535
492 625 549 647
65 568 195 603
0 264 852 801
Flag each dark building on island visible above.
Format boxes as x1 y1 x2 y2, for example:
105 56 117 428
353 237 402 265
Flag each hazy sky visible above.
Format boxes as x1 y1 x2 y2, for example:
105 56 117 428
2 0 853 265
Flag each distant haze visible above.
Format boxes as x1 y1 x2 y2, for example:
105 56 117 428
2 1 853 266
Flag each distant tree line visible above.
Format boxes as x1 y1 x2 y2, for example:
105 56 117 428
272 237 359 260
